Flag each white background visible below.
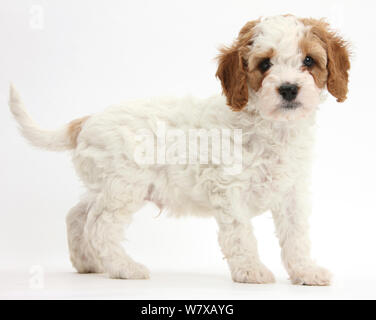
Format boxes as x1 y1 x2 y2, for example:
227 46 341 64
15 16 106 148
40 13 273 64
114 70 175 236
1 0 375 299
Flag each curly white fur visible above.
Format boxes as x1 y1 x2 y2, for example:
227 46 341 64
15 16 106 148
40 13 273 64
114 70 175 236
9 15 345 286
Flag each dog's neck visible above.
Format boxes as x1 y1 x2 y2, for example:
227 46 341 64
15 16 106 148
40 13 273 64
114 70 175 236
201 94 316 148
231 102 317 147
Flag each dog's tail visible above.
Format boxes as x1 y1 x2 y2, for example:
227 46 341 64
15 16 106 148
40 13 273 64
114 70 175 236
9 84 89 152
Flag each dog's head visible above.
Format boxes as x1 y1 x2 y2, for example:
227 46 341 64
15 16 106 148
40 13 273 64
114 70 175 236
216 15 350 121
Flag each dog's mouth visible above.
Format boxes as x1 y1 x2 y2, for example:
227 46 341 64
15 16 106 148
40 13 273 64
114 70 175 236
262 99 313 122
280 101 302 110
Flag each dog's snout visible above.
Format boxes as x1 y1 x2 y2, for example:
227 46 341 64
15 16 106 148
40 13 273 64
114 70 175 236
278 83 299 101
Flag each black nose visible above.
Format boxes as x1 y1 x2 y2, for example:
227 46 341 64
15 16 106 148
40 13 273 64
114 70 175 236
278 84 299 101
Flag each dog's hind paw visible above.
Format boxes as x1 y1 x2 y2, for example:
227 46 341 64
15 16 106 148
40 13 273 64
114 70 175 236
231 263 275 284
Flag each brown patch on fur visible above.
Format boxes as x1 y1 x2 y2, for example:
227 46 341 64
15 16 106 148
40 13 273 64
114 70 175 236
216 20 260 111
68 116 89 148
301 18 350 102
300 34 328 89
246 48 275 92
238 20 259 41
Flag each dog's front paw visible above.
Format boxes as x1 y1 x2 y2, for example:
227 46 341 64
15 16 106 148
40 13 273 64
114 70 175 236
289 265 332 286
106 260 150 280
231 263 275 284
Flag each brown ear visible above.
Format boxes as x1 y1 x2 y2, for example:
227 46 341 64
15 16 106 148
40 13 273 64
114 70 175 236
216 46 249 111
304 19 350 102
326 32 350 102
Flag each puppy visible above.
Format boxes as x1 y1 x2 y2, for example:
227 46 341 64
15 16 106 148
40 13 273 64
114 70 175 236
9 15 350 285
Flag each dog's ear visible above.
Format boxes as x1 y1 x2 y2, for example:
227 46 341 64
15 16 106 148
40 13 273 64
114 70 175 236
216 20 258 111
326 31 351 102
216 46 249 111
303 19 351 102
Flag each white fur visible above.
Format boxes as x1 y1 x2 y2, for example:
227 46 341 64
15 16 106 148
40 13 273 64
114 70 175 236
10 15 334 285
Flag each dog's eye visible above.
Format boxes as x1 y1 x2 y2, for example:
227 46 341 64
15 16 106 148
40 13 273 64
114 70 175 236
303 56 315 67
258 58 272 73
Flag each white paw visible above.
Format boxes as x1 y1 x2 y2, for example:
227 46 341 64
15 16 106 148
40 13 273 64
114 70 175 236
231 263 275 284
289 265 332 286
76 264 104 274
107 261 150 280
70 254 105 274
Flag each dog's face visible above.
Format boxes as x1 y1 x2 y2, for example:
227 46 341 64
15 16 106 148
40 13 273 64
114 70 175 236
216 15 350 121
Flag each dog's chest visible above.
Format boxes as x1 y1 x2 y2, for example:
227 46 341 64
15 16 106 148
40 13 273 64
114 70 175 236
241 125 312 214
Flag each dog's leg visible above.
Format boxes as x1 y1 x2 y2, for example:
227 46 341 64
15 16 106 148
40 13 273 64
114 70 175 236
66 197 104 273
272 187 332 286
84 183 149 279
216 212 275 284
